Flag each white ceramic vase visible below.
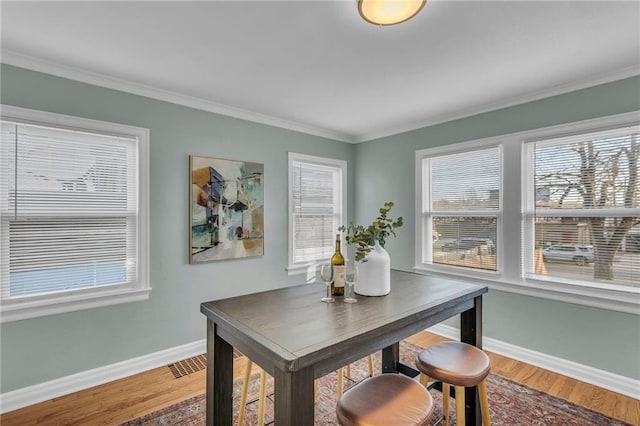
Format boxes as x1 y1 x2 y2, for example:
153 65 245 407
355 240 390 296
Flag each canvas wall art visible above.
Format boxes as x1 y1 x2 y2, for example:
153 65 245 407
189 155 264 264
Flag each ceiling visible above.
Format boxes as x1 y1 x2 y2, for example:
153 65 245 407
1 1 639 143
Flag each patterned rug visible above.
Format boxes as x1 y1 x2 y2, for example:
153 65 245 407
120 341 630 425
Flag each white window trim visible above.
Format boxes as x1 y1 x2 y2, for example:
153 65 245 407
414 111 640 315
415 138 505 281
286 152 347 275
0 105 150 322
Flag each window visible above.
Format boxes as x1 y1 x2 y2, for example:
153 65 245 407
416 145 501 274
415 111 639 313
523 125 640 289
1 105 149 322
287 153 346 274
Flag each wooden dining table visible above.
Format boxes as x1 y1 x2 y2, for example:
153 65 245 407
200 269 488 425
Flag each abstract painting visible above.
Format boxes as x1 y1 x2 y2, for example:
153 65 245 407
189 155 264 263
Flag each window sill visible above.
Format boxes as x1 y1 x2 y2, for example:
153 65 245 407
0 285 151 323
412 265 640 315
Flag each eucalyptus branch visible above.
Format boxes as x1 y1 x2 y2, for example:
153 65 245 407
339 202 404 262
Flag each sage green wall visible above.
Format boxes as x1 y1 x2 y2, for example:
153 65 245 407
354 76 640 380
0 64 356 393
1 64 638 394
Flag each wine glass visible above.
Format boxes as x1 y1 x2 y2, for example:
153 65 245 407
319 263 335 303
344 261 358 303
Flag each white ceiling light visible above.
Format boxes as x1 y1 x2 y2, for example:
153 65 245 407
358 0 426 26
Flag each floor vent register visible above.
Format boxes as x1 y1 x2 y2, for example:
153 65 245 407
168 349 243 378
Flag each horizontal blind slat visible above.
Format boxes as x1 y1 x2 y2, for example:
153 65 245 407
2 118 140 298
526 124 639 288
292 158 342 263
431 216 498 272
430 147 501 212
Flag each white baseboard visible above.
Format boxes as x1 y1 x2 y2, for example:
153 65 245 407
3 327 639 414
0 339 206 414
427 324 640 400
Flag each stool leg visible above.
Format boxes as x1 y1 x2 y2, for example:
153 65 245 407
454 385 465 426
238 359 252 425
257 369 267 425
478 379 491 426
337 368 344 397
419 373 430 387
344 355 374 380
442 382 450 426
314 378 318 400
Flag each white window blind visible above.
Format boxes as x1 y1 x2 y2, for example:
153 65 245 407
414 112 638 313
421 146 501 272
524 125 640 288
1 119 141 301
288 153 346 268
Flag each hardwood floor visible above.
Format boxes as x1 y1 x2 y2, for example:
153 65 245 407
2 331 638 425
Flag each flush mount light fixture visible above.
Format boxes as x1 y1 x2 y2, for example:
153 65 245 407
358 0 426 26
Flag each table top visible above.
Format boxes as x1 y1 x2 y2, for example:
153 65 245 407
201 269 487 376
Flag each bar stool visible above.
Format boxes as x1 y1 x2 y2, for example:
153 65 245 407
339 354 375 397
336 373 435 426
238 355 375 424
415 341 491 426
237 359 267 425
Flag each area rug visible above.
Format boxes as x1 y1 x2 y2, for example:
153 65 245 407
120 341 630 426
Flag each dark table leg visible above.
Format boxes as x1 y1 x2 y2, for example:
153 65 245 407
460 295 483 426
273 366 315 425
383 341 420 377
206 320 233 426
382 342 400 373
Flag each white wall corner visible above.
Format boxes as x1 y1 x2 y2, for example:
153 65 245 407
0 339 206 414
427 324 640 400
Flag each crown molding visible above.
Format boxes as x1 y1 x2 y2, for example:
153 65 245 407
0 49 356 143
354 65 640 143
2 49 637 144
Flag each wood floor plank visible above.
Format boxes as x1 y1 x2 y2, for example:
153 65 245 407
1 331 637 425
532 369 559 393
546 374 577 400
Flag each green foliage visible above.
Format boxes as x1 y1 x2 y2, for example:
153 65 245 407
339 202 404 262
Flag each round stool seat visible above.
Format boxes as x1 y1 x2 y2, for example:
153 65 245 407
416 341 490 387
336 373 434 426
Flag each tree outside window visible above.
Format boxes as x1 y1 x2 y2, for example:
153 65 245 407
529 126 639 287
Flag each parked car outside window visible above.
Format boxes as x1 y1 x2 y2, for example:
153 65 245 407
442 237 495 254
542 244 594 266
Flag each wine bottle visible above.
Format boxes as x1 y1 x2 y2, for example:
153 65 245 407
331 233 345 296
